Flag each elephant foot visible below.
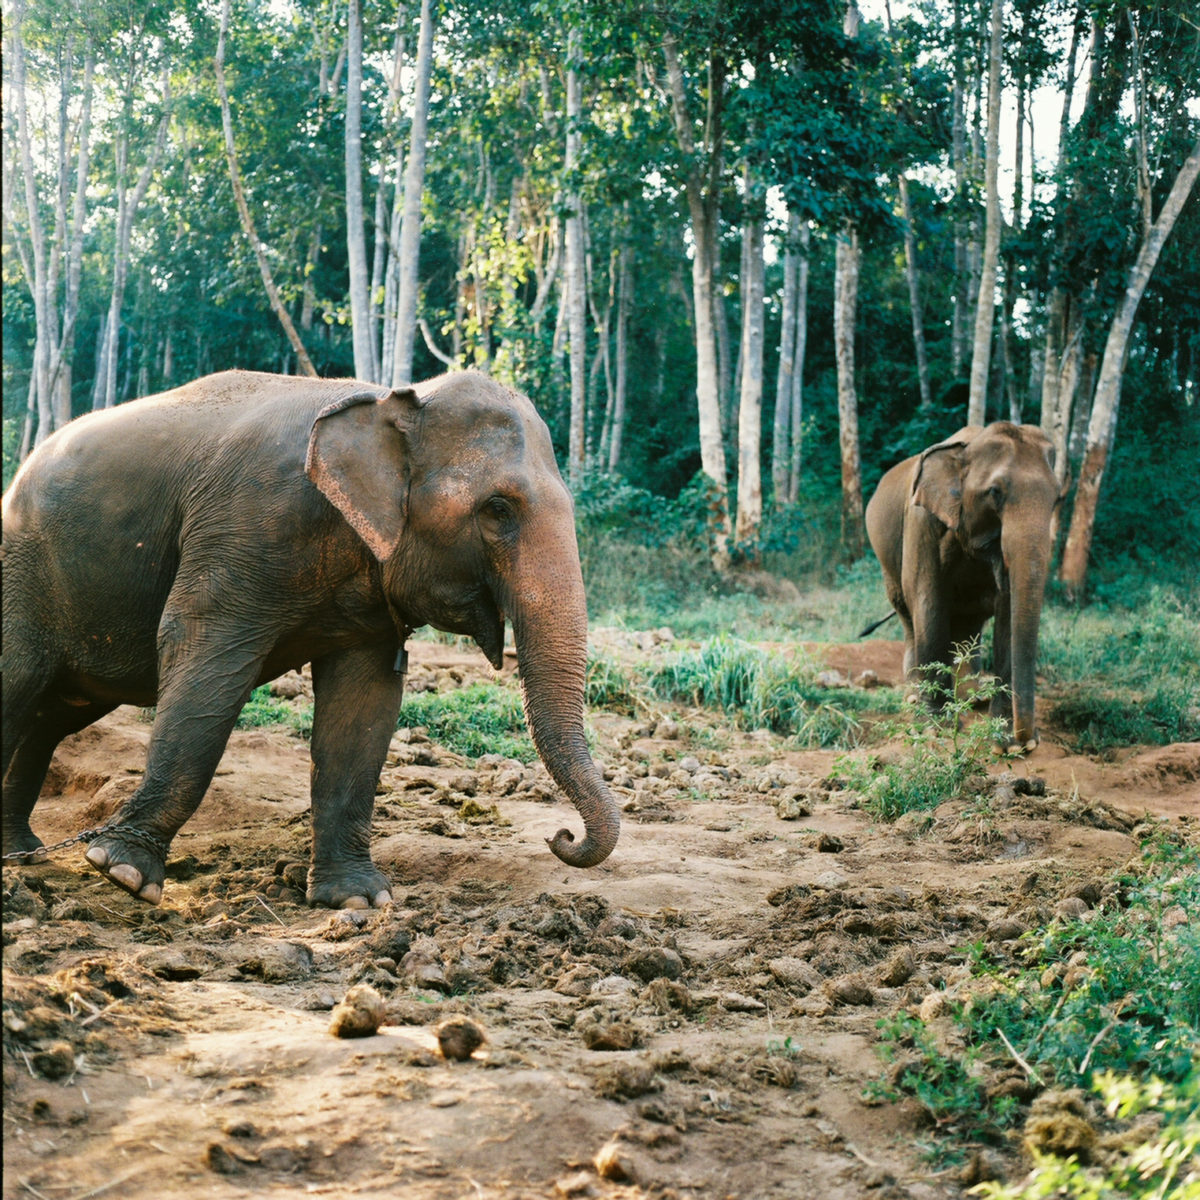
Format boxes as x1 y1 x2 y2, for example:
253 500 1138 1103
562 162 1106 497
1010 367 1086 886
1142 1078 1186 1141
2 827 46 863
1004 736 1039 757
85 832 167 905
306 861 392 910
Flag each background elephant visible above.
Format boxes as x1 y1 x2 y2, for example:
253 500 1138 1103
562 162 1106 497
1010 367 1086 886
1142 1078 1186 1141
2 369 618 906
865 421 1061 751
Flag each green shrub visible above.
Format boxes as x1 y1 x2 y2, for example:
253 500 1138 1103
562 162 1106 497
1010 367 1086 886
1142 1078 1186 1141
399 682 534 762
972 1071 1199 1199
1049 685 1200 753
236 685 310 733
832 648 1007 820
870 837 1200 1185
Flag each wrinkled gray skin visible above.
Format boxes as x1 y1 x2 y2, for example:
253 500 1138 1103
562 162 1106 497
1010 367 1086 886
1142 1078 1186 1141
2 370 619 907
865 422 1061 752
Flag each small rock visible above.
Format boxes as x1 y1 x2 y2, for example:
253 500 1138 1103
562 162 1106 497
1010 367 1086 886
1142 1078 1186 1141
1053 897 1089 921
237 940 314 983
816 669 849 688
654 717 680 740
328 984 385 1039
555 1170 597 1198
594 1139 637 1183
767 957 822 993
720 991 766 1013
32 1041 75 1080
986 917 1028 942
813 870 848 889
917 991 948 1021
827 974 874 1006
856 670 880 689
876 948 915 987
623 946 684 982
436 1016 485 1061
774 790 813 820
205 1143 245 1175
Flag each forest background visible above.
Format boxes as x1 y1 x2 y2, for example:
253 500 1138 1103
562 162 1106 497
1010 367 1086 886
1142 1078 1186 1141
4 0 1199 613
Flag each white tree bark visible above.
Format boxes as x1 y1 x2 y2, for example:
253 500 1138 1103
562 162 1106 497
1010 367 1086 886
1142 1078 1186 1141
967 0 1003 425
835 226 863 559
662 30 730 565
564 27 587 486
772 208 799 509
734 165 765 553
789 220 810 506
391 0 435 387
1060 138 1200 596
344 0 375 381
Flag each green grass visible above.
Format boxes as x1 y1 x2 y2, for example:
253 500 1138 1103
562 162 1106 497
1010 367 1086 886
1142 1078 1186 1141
236 686 312 737
832 650 1008 820
646 634 892 748
399 682 534 762
1039 587 1200 752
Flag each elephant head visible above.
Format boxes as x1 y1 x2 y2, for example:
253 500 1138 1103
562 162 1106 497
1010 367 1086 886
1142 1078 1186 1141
305 372 618 867
910 422 1060 749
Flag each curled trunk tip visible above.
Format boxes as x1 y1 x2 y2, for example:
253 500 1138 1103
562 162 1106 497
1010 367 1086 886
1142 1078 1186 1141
546 815 619 868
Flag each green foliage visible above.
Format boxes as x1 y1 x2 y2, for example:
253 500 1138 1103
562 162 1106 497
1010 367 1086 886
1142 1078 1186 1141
585 652 647 716
871 1011 1013 1153
871 838 1200 1185
236 685 312 736
1040 588 1200 752
399 682 534 763
832 648 1007 820
972 1072 1199 1200
647 635 878 747
964 837 1200 1090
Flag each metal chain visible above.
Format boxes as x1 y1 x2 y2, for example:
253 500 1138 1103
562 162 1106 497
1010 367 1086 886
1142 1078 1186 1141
2 821 169 864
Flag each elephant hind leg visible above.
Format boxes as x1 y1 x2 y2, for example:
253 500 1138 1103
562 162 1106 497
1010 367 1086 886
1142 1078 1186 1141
3 695 114 857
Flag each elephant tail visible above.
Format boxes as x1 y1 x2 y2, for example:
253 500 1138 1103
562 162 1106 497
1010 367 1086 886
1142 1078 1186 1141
858 610 897 638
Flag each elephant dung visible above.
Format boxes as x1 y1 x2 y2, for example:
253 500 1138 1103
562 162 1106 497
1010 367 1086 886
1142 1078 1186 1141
436 1016 486 1061
328 984 385 1039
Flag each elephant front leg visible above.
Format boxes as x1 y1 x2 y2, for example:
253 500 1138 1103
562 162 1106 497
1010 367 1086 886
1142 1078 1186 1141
307 642 405 909
86 613 268 903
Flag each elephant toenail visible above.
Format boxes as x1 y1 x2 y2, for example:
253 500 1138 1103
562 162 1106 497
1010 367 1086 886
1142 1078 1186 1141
373 891 392 907
139 883 163 904
108 863 143 892
341 896 370 910
85 845 110 868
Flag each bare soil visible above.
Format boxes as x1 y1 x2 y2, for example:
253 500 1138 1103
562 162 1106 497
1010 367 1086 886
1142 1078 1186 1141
4 634 1197 1200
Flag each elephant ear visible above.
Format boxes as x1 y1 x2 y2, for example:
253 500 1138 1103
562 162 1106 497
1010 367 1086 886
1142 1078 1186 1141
306 386 427 561
911 426 982 530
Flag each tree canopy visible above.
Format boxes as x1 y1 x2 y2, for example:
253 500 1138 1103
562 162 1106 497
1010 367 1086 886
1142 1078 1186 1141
4 0 1198 590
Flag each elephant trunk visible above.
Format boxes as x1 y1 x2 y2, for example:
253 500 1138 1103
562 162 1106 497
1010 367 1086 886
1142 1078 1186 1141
1003 517 1051 748
503 561 619 868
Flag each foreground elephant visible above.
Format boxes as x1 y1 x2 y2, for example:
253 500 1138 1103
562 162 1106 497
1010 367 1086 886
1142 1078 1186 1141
865 422 1061 751
2 370 619 906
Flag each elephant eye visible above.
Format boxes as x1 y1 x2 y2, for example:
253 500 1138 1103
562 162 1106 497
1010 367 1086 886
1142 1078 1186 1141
484 496 516 521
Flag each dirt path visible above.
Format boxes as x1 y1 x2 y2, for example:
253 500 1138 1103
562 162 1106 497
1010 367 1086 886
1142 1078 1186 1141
4 638 1197 1200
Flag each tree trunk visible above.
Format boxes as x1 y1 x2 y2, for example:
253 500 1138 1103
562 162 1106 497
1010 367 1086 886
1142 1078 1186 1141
789 221 810 506
898 175 932 410
344 0 374 380
564 27 587 487
215 0 316 376
662 30 730 566
607 213 631 472
772 208 799 509
967 0 1003 425
1059 138 1200 598
390 0 435 386
734 163 765 556
8 3 52 442
835 226 863 560
950 0 968 378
